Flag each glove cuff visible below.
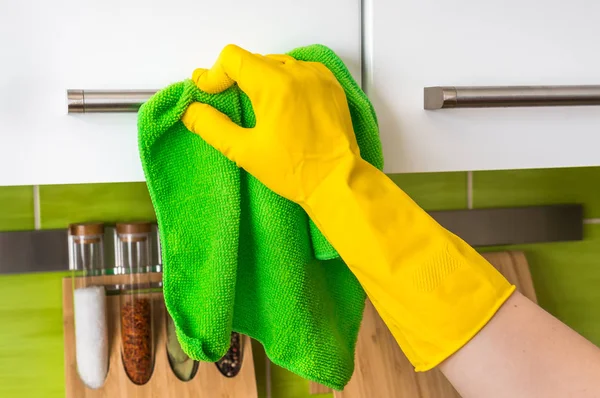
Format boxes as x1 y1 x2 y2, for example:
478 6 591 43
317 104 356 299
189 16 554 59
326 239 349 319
303 157 515 370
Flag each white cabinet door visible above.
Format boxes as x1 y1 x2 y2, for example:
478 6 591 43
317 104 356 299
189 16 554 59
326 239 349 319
0 0 360 186
366 0 600 173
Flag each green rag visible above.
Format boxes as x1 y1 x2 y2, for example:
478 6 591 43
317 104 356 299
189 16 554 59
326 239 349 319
138 44 384 390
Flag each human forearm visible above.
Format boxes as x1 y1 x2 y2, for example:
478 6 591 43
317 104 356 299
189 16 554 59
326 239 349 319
303 156 515 370
440 291 600 398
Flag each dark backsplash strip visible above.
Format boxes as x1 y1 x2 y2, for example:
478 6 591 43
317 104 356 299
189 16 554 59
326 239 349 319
0 225 161 274
431 204 583 247
0 205 583 274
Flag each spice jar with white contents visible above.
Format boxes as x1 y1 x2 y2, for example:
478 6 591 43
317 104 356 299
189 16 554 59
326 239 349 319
69 223 108 390
116 222 155 385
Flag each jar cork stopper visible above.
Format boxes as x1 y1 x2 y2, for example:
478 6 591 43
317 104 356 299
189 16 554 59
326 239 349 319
116 222 152 242
69 222 104 243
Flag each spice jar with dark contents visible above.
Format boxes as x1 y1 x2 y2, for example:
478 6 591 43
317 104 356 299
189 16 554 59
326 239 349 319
116 222 155 385
216 332 243 377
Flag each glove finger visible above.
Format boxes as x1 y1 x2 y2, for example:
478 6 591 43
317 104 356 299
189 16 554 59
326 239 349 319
182 102 250 164
191 68 209 88
265 54 295 63
194 44 273 97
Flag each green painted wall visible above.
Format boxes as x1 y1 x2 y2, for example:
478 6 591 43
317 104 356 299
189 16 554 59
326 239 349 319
0 167 599 397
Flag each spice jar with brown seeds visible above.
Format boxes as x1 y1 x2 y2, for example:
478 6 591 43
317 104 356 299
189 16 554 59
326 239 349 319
116 222 155 385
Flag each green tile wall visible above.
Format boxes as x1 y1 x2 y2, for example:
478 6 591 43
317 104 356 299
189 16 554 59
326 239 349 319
39 182 156 229
0 185 34 231
0 271 70 398
0 167 599 397
388 172 467 210
473 167 600 217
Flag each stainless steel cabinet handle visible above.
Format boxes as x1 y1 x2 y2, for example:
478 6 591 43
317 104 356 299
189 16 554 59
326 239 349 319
424 85 600 109
67 89 157 113
69 86 600 113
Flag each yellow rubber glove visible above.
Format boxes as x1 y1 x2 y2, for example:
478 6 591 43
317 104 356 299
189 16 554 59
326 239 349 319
182 44 516 371
182 45 359 206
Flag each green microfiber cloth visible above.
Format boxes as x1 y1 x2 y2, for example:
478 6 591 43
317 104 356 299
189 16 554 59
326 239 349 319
138 44 384 390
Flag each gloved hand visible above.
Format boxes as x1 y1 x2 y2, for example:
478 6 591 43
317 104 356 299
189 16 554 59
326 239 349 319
182 44 515 371
182 44 360 206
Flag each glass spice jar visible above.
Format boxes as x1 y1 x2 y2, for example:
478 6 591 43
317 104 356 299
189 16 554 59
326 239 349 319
215 332 244 377
153 231 199 381
166 312 199 381
116 222 155 385
69 222 108 389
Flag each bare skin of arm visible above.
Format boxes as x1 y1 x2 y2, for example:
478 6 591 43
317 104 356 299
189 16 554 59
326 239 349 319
440 291 600 398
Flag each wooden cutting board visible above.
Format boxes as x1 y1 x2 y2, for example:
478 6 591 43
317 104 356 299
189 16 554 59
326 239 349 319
310 251 537 397
63 274 258 398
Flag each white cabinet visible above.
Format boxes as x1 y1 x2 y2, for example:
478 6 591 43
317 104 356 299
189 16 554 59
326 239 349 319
0 0 361 186
366 0 600 173
7 0 596 184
